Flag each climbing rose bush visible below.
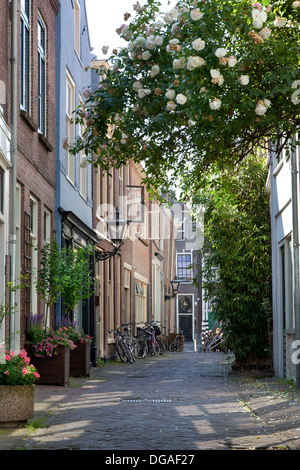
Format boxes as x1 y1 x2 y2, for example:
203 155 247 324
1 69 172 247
71 0 300 195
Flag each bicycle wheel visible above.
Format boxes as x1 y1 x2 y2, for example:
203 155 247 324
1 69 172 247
121 340 135 363
149 338 160 356
116 340 127 363
156 336 165 355
134 339 148 359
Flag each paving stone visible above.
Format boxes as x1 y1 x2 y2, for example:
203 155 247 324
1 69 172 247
1 344 299 451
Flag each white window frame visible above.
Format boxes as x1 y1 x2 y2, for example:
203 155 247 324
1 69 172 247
20 0 31 112
74 0 81 59
66 70 75 183
176 252 193 283
38 15 46 135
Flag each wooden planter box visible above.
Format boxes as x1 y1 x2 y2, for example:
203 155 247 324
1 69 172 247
70 342 91 377
25 344 70 386
0 385 35 428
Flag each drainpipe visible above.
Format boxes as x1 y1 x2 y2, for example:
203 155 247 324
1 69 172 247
9 0 18 351
291 142 300 390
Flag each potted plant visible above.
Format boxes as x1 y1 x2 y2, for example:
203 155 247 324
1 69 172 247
25 320 76 386
65 326 93 377
0 349 40 427
30 239 95 382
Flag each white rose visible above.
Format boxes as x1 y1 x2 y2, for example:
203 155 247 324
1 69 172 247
238 75 249 85
259 27 272 39
142 50 151 60
170 8 179 18
274 17 286 27
188 119 196 127
165 89 176 100
102 45 109 55
210 69 221 78
153 21 164 29
164 12 174 23
218 74 224 86
192 38 206 51
215 48 227 58
154 36 163 46
255 104 267 115
138 88 151 99
252 9 261 21
209 98 221 110
150 65 160 77
135 36 146 47
133 81 143 91
292 1 300 7
176 94 187 105
264 98 271 107
166 100 176 111
260 11 267 22
146 39 155 50
228 56 237 67
173 57 186 69
191 8 203 20
253 19 263 29
187 56 206 70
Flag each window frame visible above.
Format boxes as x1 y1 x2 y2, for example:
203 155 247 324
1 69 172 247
20 0 31 112
176 252 193 283
38 15 46 135
65 70 75 183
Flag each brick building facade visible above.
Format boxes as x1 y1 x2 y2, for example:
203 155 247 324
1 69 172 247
0 0 179 364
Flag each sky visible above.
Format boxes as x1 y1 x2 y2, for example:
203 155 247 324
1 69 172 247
85 0 177 60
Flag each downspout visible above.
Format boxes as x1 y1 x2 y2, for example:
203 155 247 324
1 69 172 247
9 0 18 351
291 141 300 390
169 210 175 334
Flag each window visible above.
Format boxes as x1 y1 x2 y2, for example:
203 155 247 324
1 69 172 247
43 209 51 243
66 71 75 182
0 168 3 214
176 253 192 282
20 0 30 111
78 97 87 199
30 196 38 315
135 280 147 324
124 266 131 324
74 0 81 58
38 16 46 134
107 257 115 340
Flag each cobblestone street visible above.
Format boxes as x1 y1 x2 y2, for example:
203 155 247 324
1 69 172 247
1 344 300 454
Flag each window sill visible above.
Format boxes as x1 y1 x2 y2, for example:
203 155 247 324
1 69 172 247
38 132 53 152
20 109 38 132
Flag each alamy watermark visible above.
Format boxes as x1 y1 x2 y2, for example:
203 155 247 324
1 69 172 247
95 200 204 251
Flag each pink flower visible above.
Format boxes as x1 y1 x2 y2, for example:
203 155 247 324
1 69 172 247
22 367 29 375
253 2 262 11
4 355 11 361
34 372 40 379
4 371 9 375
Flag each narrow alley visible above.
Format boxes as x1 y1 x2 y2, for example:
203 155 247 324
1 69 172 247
2 344 300 453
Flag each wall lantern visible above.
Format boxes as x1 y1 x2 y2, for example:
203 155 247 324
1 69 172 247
164 277 181 301
95 208 127 261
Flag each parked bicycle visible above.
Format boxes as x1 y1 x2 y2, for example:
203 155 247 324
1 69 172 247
169 329 184 352
108 328 135 363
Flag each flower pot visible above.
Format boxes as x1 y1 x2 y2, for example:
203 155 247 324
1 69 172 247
70 342 91 377
0 385 35 428
25 344 70 386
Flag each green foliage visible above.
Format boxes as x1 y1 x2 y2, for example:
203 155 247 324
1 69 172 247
70 0 300 197
195 154 272 364
35 238 95 321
